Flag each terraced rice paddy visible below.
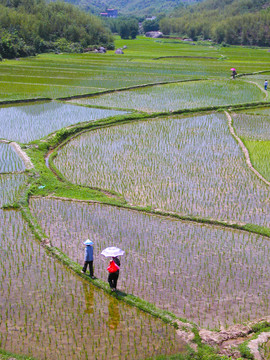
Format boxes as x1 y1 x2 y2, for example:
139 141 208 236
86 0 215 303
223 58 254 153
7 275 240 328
0 102 127 143
2 37 270 359
0 143 25 173
30 197 270 329
70 80 265 112
232 108 270 141
232 108 270 181
53 112 270 227
0 182 185 360
0 173 28 206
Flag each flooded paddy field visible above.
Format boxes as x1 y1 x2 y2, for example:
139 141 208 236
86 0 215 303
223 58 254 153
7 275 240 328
53 113 270 228
232 107 270 141
242 72 270 90
0 143 25 173
232 108 270 181
0 173 28 206
0 179 186 360
30 197 270 329
0 102 127 143
70 80 265 112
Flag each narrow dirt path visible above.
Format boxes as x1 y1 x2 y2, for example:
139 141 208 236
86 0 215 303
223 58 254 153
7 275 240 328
10 142 34 170
225 111 270 187
243 79 268 98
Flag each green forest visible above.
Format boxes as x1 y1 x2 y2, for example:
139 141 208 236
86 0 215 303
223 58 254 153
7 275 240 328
61 0 201 16
1 0 270 59
0 0 114 59
160 0 270 46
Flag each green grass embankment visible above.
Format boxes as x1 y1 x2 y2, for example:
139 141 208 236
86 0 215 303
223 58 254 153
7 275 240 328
241 139 270 182
0 349 37 360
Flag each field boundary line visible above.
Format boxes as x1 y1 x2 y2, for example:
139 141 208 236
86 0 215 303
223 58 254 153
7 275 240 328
10 142 34 170
237 70 270 78
152 55 219 60
0 97 51 106
57 78 205 101
225 111 270 187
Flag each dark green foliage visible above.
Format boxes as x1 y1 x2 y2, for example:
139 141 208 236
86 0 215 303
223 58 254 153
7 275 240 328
63 0 200 16
118 18 139 39
143 18 160 32
251 321 270 333
238 342 254 359
0 29 35 58
0 0 114 58
160 0 270 45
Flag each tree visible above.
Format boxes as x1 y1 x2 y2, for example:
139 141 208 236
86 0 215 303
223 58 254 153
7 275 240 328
118 19 138 39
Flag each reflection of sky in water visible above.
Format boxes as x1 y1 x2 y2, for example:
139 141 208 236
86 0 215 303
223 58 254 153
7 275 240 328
0 143 25 173
0 101 127 143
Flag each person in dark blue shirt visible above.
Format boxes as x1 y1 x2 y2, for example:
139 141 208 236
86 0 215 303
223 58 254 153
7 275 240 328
81 239 95 279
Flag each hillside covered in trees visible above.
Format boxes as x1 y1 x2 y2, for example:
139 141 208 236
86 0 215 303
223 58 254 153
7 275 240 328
0 0 114 59
160 0 270 46
56 0 202 16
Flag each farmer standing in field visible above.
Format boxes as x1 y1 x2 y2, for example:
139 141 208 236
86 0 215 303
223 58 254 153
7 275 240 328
81 239 95 279
265 79 268 90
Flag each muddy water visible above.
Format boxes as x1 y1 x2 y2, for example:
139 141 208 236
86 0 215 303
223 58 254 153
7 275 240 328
1 177 186 360
30 198 270 329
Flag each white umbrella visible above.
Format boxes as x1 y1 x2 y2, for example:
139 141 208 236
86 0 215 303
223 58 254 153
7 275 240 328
101 247 125 257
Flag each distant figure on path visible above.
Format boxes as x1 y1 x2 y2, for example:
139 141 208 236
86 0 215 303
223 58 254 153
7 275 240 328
81 239 95 279
231 68 237 79
107 256 120 291
265 80 268 90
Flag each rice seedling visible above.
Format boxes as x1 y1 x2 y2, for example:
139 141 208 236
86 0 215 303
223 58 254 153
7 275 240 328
0 174 28 207
232 108 270 141
53 112 270 228
70 80 265 112
0 143 25 173
30 197 270 329
0 102 127 143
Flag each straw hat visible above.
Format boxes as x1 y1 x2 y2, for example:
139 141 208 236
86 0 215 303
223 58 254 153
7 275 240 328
84 239 94 245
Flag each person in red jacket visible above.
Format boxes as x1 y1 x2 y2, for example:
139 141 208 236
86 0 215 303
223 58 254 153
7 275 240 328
107 256 120 291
